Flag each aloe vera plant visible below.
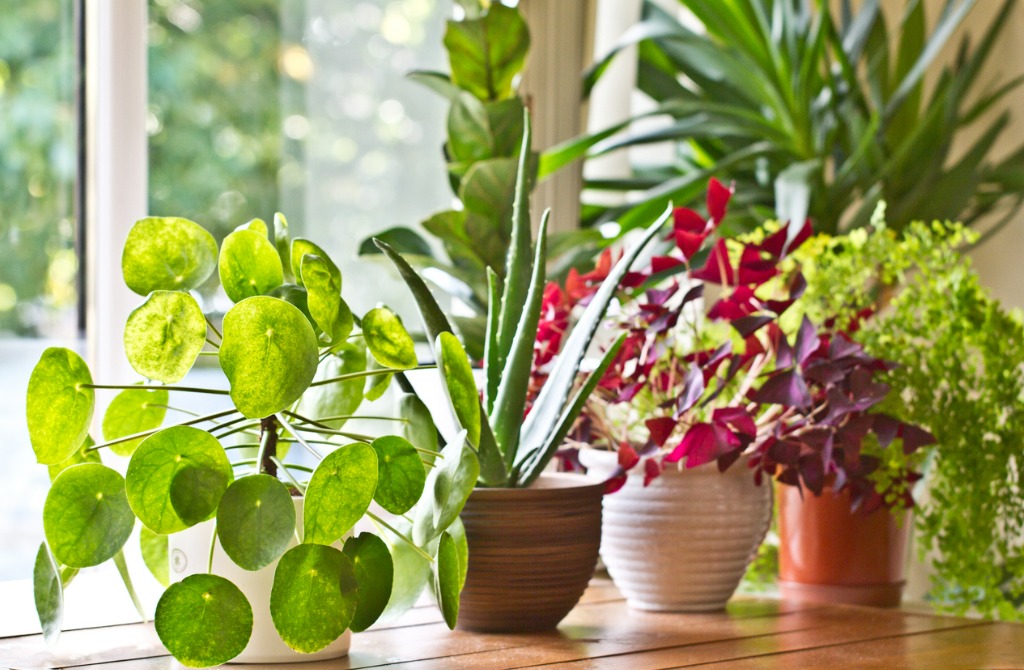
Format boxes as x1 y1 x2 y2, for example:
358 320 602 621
376 114 670 488
26 214 474 667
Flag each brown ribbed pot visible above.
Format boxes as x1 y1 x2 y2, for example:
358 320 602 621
456 473 604 632
777 484 911 607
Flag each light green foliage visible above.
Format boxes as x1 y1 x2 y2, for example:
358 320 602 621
140 526 169 588
270 544 356 653
27 347 94 465
47 435 100 482
121 217 218 296
216 475 296 571
124 291 208 384
155 574 253 668
296 341 366 429
303 444 378 545
301 254 348 344
370 436 427 515
437 333 481 447
103 387 169 457
218 228 284 303
432 531 461 629
33 543 63 645
444 3 529 102
362 306 418 370
43 464 134 568
342 533 394 633
796 214 1024 619
412 431 479 545
291 239 339 289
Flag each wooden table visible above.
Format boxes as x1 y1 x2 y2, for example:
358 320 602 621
3 577 1024 669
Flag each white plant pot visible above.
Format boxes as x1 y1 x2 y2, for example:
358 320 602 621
580 447 772 611
168 497 351 664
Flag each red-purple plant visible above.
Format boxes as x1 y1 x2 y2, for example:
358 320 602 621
537 179 932 511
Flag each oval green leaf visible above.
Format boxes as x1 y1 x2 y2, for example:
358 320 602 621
122 217 218 296
433 531 461 630
274 213 292 279
291 238 339 288
27 347 94 465
155 573 252 668
219 296 319 419
363 306 417 370
126 426 232 534
448 516 469 590
437 332 480 446
303 443 378 545
412 430 479 546
398 393 439 467
296 341 367 429
103 387 169 457
140 526 169 587
342 532 394 632
124 291 207 384
270 544 356 653
33 543 64 645
301 254 349 344
43 463 135 568
219 229 284 303
217 475 296 571
267 283 313 329
371 436 426 515
47 435 100 482
240 217 268 237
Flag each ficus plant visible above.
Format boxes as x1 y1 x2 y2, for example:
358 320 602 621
26 214 477 667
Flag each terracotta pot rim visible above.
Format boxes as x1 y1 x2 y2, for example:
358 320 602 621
471 472 604 497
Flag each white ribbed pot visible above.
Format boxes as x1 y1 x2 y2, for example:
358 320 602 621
579 447 772 612
167 497 351 664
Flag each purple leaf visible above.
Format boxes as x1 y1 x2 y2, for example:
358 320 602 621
793 316 820 365
680 283 704 306
712 407 757 437
799 454 825 496
873 414 900 450
732 314 775 338
717 447 742 473
751 369 812 408
767 439 801 466
675 366 705 417
803 359 845 384
900 424 936 454
775 334 794 369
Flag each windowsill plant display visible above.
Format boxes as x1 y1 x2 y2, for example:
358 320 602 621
542 180 932 610
26 214 474 667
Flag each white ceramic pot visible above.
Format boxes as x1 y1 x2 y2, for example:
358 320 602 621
580 447 772 611
168 497 351 664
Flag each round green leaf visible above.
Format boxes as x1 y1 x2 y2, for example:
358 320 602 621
239 217 268 237
47 435 100 482
270 544 356 653
27 347 94 465
155 574 252 668
122 217 218 296
343 533 394 632
304 443 378 546
124 291 207 384
433 530 461 630
437 332 481 446
126 426 232 534
219 296 319 419
43 463 135 568
219 229 284 303
412 430 479 546
33 543 64 645
363 306 418 370
296 341 367 429
140 526 169 587
371 436 426 515
301 254 349 343
291 238 339 289
103 387 169 457
267 283 313 328
216 475 296 571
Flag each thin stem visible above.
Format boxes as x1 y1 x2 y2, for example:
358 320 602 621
368 512 432 562
225 443 261 450
198 351 219 356
207 521 218 574
88 408 238 451
205 338 220 349
272 457 307 492
274 461 314 473
232 459 258 467
294 414 408 425
255 417 277 478
148 404 200 417
289 424 376 443
307 365 436 388
205 315 223 341
279 437 339 446
213 421 262 439
275 414 324 461
82 383 230 396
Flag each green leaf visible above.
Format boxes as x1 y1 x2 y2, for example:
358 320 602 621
432 531 461 629
217 475 296 571
447 516 468 590
370 436 427 515
486 97 526 157
398 392 439 466
124 291 207 384
444 3 529 102
43 463 135 568
155 574 252 667
126 426 232 534
342 533 394 632
121 217 218 296
218 229 285 303
103 387 169 457
363 306 418 370
267 283 313 327
303 443 378 545
364 356 393 403
291 238 340 289
436 332 480 447
448 92 494 163
377 520 431 623
412 430 478 546
301 254 347 344
140 526 169 587
219 296 319 419
27 347 94 465
407 69 462 101
48 435 100 482
270 544 356 653
357 226 436 259
297 341 367 428
240 217 268 237
33 543 63 645
374 239 456 346
274 213 292 280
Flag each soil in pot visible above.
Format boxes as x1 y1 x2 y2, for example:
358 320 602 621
456 473 604 632
777 484 911 607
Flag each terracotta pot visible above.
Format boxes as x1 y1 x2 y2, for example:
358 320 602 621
777 484 911 607
580 448 772 611
457 473 604 632
168 497 351 663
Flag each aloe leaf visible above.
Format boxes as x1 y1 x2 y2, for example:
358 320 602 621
490 210 548 470
482 267 501 414
475 412 507 486
357 226 435 258
373 239 455 348
516 207 671 480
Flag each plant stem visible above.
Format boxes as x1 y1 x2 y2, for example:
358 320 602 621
279 437 338 446
275 414 324 460
368 512 432 562
271 457 307 492
81 383 230 396
205 315 223 341
288 424 376 443
148 404 200 417
207 521 218 574
256 416 279 477
205 338 220 349
88 408 238 451
212 420 262 439
307 365 436 388
287 411 407 425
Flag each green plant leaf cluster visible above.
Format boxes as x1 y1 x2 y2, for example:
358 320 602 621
563 0 1024 254
794 211 1024 620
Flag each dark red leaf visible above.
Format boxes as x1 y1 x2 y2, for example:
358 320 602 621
793 316 820 365
706 178 734 224
604 473 627 495
618 443 640 470
712 407 757 437
750 369 812 408
691 239 734 285
759 219 813 258
768 440 801 466
645 417 677 447
621 272 647 289
643 458 662 486
732 314 775 338
899 424 936 454
672 206 706 233
799 454 825 496
666 423 715 466
717 447 742 473
651 256 684 273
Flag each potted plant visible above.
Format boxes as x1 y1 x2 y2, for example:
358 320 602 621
790 210 1024 618
551 181 930 610
26 214 475 667
373 115 671 632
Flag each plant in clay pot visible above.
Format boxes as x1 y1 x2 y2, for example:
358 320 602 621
372 114 672 631
26 214 475 667
543 180 932 610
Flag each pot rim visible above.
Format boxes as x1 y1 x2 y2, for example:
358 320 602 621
470 472 603 498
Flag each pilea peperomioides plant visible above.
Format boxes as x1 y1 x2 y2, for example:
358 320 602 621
26 214 476 667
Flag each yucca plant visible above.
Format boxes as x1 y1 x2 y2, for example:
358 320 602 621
375 115 670 488
548 0 1024 247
